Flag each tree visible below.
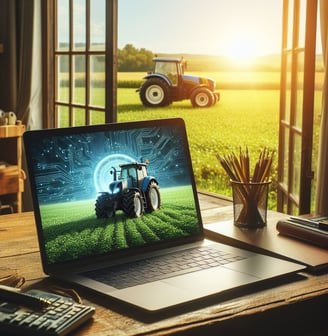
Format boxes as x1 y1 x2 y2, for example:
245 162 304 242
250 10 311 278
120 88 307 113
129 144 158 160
118 44 153 71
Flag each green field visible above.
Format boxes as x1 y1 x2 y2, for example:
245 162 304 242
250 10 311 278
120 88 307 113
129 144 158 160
39 186 200 264
117 87 322 209
118 88 281 199
57 70 323 209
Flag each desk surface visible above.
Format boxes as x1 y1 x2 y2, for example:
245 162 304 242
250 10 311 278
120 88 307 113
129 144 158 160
1 192 328 335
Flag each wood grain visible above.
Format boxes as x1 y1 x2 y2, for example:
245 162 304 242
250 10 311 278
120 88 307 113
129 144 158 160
1 193 328 335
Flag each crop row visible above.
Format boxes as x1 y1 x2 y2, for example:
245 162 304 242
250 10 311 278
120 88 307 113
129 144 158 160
45 206 199 264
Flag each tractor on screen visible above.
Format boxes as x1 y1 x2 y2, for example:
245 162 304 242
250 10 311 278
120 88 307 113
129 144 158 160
95 161 160 218
137 57 220 108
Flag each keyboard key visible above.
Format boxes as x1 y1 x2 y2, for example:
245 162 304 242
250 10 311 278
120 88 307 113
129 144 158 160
83 246 246 289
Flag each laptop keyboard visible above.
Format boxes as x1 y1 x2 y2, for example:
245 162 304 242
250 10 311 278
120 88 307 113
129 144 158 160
82 246 247 289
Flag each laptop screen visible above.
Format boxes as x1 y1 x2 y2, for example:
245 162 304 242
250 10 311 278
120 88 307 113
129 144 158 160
24 118 203 266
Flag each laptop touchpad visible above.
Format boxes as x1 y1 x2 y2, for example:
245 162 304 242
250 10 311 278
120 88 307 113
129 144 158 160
114 267 258 311
163 266 258 296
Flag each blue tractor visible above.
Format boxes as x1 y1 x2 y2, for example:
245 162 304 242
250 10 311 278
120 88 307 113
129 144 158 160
137 57 220 108
95 161 160 218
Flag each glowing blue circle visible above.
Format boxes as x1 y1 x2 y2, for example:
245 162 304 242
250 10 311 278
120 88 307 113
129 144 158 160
93 154 135 192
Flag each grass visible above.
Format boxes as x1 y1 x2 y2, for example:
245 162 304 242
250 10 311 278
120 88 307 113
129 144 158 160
40 186 199 264
117 87 322 210
57 70 323 210
117 88 280 205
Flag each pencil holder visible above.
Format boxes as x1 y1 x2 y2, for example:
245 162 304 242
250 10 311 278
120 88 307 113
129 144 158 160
231 180 271 228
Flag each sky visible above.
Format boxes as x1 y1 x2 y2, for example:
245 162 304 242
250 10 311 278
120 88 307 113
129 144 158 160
58 0 322 58
118 0 284 57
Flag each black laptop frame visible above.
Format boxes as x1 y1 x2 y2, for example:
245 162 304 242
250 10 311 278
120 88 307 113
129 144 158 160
24 118 205 275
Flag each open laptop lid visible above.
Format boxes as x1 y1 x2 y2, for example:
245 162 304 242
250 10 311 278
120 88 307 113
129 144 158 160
24 118 204 274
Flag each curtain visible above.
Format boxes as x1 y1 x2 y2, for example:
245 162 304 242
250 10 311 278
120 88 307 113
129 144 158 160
0 0 34 125
315 0 328 215
28 0 42 130
0 1 17 111
15 0 34 125
21 0 42 211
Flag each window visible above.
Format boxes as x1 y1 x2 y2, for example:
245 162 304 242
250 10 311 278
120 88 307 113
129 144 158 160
41 0 320 215
278 0 318 214
42 0 117 128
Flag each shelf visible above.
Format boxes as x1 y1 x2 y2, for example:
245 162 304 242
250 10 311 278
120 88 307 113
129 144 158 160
0 166 23 194
0 123 25 213
0 124 25 138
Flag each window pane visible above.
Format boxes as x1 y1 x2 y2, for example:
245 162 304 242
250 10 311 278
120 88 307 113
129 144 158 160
284 53 292 123
286 0 294 49
282 195 288 214
298 0 306 47
57 0 69 51
74 108 86 126
57 105 70 128
292 134 302 196
90 0 106 50
89 55 105 107
290 203 299 215
282 127 289 186
90 110 105 124
73 55 86 104
73 0 86 50
56 55 69 102
295 51 304 129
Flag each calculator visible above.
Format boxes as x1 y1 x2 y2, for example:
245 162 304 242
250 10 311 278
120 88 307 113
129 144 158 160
0 288 95 335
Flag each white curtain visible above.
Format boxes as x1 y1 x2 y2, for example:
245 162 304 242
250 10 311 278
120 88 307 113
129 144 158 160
315 0 328 215
28 0 42 130
22 0 42 211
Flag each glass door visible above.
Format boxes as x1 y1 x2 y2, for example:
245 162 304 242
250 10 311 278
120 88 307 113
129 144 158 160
43 0 117 128
278 0 317 214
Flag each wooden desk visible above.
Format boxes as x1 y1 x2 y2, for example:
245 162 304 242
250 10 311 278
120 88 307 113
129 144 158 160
1 192 328 335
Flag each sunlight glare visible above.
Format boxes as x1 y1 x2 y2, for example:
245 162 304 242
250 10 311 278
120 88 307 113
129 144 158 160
226 36 262 65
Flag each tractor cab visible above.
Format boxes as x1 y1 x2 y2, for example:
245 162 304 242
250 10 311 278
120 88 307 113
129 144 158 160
119 163 148 189
153 58 184 86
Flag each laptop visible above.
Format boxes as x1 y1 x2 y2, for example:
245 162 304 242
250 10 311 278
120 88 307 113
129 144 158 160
23 118 304 313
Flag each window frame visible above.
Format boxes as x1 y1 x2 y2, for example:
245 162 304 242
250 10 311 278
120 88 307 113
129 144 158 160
42 0 319 214
278 0 317 214
41 0 117 128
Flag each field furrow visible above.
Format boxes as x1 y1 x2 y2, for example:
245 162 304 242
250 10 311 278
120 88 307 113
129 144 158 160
42 186 200 263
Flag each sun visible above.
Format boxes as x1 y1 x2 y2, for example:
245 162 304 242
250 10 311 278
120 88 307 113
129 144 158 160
226 36 262 65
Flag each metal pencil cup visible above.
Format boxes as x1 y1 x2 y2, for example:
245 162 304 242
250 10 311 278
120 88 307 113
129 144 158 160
231 180 271 228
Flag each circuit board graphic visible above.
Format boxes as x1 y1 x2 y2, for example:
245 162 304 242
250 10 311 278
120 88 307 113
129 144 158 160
29 126 191 204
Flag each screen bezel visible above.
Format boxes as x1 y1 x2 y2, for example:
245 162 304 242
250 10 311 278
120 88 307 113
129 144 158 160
23 118 204 273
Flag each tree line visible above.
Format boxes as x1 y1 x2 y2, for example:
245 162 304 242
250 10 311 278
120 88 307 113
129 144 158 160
58 43 154 73
118 44 154 71
58 43 285 73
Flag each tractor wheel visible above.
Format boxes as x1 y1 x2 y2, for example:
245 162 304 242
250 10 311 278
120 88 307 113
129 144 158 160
122 191 144 218
190 87 214 107
145 182 160 213
95 193 115 218
139 77 172 107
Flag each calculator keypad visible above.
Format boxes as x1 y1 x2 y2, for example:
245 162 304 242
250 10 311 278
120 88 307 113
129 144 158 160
0 290 95 336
